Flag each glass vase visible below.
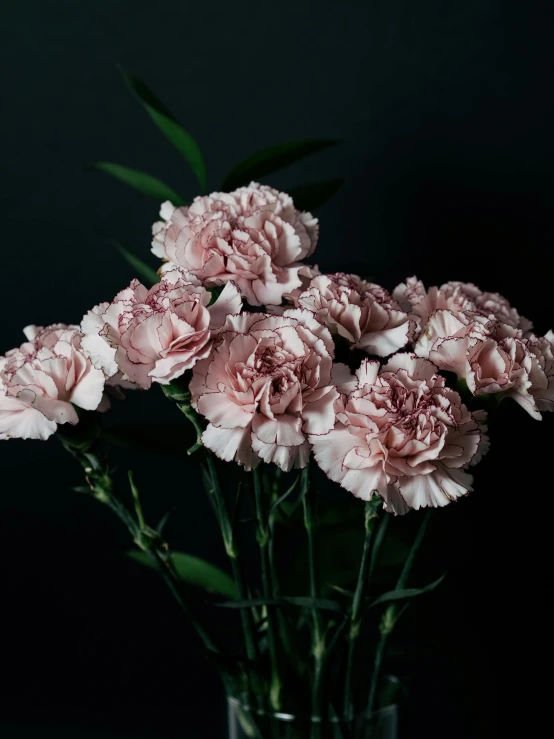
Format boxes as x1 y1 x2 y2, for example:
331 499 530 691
227 696 398 739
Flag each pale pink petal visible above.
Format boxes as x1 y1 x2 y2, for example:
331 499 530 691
429 336 472 378
355 359 380 386
399 466 472 509
331 362 357 394
355 321 411 357
202 423 260 470
414 310 467 357
207 282 243 329
310 425 363 484
302 386 339 434
0 395 57 440
197 392 255 429
18 390 79 426
81 332 118 378
381 353 437 381
251 435 310 471
68 364 106 411
252 414 305 446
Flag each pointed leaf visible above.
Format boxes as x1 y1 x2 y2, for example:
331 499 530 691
222 139 339 191
114 244 160 286
90 162 186 204
270 477 299 516
368 574 446 610
288 178 344 212
214 596 344 614
119 66 207 190
281 596 344 613
127 550 238 599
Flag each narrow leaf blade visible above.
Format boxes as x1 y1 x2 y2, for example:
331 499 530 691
127 550 238 599
368 574 446 609
222 139 339 191
90 162 185 204
115 244 160 286
288 178 344 212
119 66 207 190
214 596 343 614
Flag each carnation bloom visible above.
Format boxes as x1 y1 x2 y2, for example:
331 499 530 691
151 183 318 306
292 273 412 356
390 276 553 418
310 354 488 514
190 309 351 471
527 331 554 412
81 269 242 390
429 332 553 420
393 277 532 340
0 325 106 440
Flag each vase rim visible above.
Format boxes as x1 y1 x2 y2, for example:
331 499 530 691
227 695 397 724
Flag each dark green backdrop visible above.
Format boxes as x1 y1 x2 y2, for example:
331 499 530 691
1 1 553 737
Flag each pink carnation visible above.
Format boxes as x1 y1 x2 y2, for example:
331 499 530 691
393 276 531 349
430 332 554 420
527 331 554 412
190 309 351 471
390 277 551 417
151 183 318 306
0 325 106 441
310 354 488 514
293 273 412 356
81 270 242 390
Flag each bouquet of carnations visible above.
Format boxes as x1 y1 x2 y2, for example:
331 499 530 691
2 71 553 739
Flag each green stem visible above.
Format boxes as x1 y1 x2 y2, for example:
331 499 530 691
396 509 432 589
365 509 433 719
367 511 390 583
253 466 282 712
366 633 387 721
202 450 259 675
178 401 204 455
301 467 325 737
128 470 146 530
229 544 259 671
63 443 220 655
268 473 302 686
162 388 261 701
343 497 382 721
148 547 218 652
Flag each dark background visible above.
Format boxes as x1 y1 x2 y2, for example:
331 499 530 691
1 1 554 737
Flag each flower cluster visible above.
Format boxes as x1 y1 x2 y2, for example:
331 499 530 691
3 184 552 515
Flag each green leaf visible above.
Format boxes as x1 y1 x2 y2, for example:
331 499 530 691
281 596 344 613
270 478 299 515
90 162 186 205
221 139 340 191
119 66 207 190
214 596 344 614
287 178 344 212
368 574 446 609
127 550 238 599
114 244 160 286
100 423 195 456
